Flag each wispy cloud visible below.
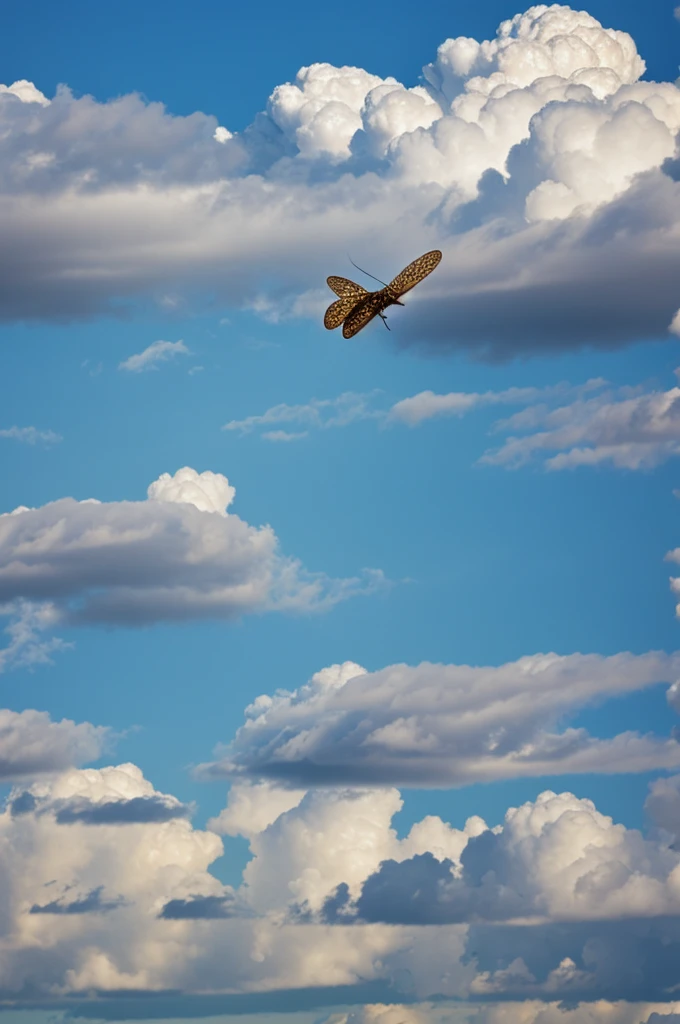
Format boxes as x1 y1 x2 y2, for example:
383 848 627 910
0 426 62 445
480 375 680 471
262 430 309 442
0 600 71 674
222 374 680 472
223 391 384 439
389 373 680 472
119 339 190 373
387 382 606 427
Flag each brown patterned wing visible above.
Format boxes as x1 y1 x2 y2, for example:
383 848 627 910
325 294 363 331
327 276 369 300
388 250 442 299
342 292 386 339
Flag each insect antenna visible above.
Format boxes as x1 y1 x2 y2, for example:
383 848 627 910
347 254 388 288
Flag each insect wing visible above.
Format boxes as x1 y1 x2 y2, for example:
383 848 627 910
342 293 385 339
324 294 363 331
388 250 442 298
327 276 369 300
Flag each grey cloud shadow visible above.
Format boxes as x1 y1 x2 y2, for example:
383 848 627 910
52 795 191 825
0 981 405 1018
159 895 243 919
30 885 125 915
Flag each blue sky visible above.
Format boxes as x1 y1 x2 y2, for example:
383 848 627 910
1 0 680 1020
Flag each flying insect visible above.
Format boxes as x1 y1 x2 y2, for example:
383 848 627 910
324 250 442 339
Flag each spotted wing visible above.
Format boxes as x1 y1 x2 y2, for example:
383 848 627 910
342 293 386 339
324 293 364 331
388 250 442 299
327 276 369 300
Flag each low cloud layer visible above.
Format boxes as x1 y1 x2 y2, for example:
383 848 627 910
199 654 680 787
0 466 383 629
0 7 678 356
6 757 680 1003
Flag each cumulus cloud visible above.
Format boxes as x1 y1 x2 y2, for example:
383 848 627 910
0 466 384 628
211 781 680 1003
0 426 61 445
0 707 108 778
0 8 678 356
0 763 404 997
198 654 680 787
118 339 190 372
7 759 680 1003
326 790 680 925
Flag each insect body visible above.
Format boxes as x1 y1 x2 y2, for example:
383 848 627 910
324 250 442 339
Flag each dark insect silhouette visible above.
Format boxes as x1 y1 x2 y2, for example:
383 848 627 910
324 250 442 339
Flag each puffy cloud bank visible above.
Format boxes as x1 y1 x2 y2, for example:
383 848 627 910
199 654 680 787
0 6 679 356
6 754 680 1004
0 466 383 629
324 789 680 925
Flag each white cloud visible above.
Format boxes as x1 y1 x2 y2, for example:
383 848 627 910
261 430 309 442
6 759 680 1003
0 708 107 778
669 310 680 336
0 9 678 355
0 426 61 445
325 1004 680 1024
224 391 383 438
0 466 384 628
338 789 680 924
0 763 403 997
663 502 680 624
118 339 190 372
388 381 604 427
210 781 680 1001
645 774 680 841
390 373 680 471
198 653 680 787
481 375 680 470
0 599 70 673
